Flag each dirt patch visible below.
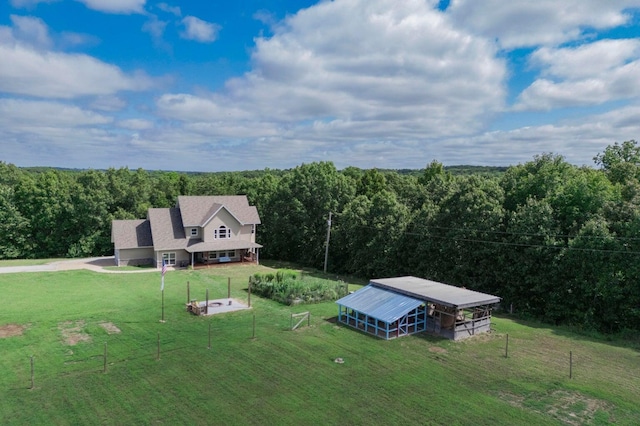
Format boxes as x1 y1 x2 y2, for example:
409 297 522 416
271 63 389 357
0 323 26 338
58 320 91 345
546 390 614 425
499 390 614 425
99 322 121 334
428 346 448 354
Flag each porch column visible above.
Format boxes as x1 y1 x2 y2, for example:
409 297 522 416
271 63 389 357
191 252 194 268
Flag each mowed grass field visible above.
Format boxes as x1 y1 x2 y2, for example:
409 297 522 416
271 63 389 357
1 263 639 425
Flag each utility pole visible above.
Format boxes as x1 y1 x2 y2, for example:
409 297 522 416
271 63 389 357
324 211 332 273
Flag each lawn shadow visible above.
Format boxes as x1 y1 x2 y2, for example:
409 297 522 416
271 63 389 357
494 313 640 353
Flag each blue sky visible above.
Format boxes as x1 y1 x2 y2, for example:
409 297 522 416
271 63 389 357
1 0 640 171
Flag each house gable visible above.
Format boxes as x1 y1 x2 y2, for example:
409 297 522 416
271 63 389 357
177 195 261 227
202 206 242 243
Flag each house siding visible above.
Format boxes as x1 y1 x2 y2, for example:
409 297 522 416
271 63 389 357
203 208 241 242
155 250 191 268
117 248 154 266
238 224 255 242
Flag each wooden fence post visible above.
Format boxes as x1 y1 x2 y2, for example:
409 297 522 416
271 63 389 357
505 334 509 358
187 281 190 304
569 351 573 379
228 277 231 299
252 313 256 339
30 355 34 389
206 288 209 315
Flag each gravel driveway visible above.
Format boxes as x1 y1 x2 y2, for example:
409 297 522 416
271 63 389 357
0 257 159 274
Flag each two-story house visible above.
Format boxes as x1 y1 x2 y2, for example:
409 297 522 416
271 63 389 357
111 195 262 268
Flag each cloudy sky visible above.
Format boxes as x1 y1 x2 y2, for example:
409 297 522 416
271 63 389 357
1 0 639 171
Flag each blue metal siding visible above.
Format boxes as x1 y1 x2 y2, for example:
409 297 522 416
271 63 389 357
336 285 424 324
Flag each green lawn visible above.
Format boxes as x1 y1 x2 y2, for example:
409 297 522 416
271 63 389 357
0 258 65 267
0 265 638 425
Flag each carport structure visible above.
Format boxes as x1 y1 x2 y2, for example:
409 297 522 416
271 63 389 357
336 276 500 340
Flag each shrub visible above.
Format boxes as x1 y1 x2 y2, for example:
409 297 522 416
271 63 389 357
249 270 347 305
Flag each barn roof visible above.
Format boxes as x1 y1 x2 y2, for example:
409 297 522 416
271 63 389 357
336 285 424 324
370 276 500 309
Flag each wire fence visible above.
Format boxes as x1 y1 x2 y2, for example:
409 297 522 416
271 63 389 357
11 317 638 393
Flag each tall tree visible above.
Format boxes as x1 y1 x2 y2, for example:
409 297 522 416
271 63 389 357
266 162 355 268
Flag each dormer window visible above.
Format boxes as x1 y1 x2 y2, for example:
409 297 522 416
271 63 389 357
214 225 229 239
190 228 198 237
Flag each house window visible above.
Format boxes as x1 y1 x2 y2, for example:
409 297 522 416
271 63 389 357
251 224 255 234
214 226 229 239
190 228 198 237
208 252 217 260
227 250 236 258
162 252 176 266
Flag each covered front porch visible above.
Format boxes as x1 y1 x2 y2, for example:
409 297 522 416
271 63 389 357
185 239 262 269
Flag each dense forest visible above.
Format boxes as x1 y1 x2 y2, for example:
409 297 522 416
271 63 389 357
2 141 640 334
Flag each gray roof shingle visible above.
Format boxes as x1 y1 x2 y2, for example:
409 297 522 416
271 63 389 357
177 196 261 226
148 207 187 251
112 219 153 249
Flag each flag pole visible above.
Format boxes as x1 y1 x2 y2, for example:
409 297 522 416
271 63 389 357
160 261 166 323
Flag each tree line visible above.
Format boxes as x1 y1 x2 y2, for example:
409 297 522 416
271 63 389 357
1 140 639 333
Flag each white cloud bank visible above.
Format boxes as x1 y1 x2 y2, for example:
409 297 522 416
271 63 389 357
0 19 154 98
448 0 638 48
2 0 640 171
516 39 640 110
163 0 506 142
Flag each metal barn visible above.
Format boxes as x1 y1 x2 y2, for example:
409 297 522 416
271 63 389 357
336 276 500 340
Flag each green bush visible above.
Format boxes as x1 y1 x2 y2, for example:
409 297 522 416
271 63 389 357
250 270 347 305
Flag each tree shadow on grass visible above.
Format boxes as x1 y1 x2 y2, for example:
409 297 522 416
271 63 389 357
494 313 640 353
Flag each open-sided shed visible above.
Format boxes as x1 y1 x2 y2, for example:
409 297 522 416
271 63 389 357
336 276 500 340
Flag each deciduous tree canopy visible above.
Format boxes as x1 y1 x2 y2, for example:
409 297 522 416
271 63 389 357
2 141 640 333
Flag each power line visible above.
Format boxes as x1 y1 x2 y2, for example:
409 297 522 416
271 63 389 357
345 223 640 255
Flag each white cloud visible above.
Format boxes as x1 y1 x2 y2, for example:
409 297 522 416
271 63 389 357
515 39 640 110
0 98 112 128
442 105 640 167
90 95 127 111
253 10 278 27
531 39 640 79
10 0 58 8
117 118 154 130
142 14 167 39
59 31 100 48
157 2 181 16
180 16 221 43
9 15 52 49
75 0 145 14
448 0 638 48
0 40 153 98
